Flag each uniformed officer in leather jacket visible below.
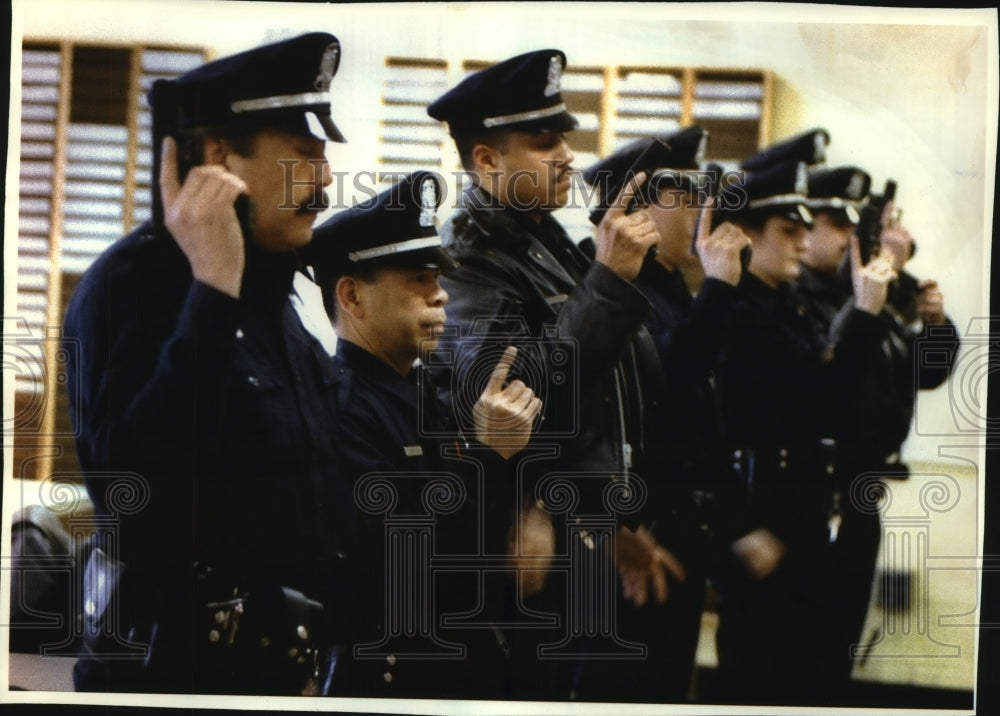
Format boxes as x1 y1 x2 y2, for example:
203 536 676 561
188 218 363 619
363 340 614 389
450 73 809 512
64 33 347 695
426 49 685 700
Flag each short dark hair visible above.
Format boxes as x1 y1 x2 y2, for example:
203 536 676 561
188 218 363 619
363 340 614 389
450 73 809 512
454 129 511 172
200 124 259 157
319 263 380 323
812 207 855 229
723 207 792 235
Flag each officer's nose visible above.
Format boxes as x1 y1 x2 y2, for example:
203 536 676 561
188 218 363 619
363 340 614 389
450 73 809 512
432 281 448 307
558 136 574 166
319 158 333 188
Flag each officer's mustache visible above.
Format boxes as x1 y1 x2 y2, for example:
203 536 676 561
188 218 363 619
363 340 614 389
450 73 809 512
295 188 331 214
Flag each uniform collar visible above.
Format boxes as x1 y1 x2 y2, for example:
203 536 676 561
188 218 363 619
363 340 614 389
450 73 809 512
795 264 845 301
739 271 787 309
151 219 298 311
336 338 416 383
637 256 683 287
460 185 557 246
240 246 299 312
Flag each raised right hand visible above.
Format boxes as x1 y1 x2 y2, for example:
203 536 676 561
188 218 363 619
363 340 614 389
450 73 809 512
473 346 543 460
160 136 246 298
849 232 896 316
593 171 660 282
877 200 914 274
695 197 752 287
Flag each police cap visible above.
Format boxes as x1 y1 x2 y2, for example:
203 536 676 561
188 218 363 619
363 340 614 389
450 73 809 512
310 171 458 287
154 32 346 142
427 50 579 138
582 126 708 225
720 160 814 227
739 128 829 172
806 166 871 225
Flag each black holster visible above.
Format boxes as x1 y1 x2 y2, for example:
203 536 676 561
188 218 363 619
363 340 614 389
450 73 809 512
76 552 336 695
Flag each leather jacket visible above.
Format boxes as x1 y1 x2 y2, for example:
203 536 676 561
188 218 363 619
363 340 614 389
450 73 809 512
435 186 665 519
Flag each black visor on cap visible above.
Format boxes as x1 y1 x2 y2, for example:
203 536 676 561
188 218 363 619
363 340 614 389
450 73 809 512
232 108 344 143
362 245 459 271
811 205 859 227
788 204 814 226
314 112 346 143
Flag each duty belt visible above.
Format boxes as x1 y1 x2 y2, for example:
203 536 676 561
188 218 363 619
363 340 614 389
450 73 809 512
730 438 843 544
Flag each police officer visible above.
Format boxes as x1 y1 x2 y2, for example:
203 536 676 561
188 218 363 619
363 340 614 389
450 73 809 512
308 171 542 699
801 169 961 472
796 165 961 693
711 156 897 705
797 165 872 348
64 33 346 695
580 127 751 701
426 49 684 700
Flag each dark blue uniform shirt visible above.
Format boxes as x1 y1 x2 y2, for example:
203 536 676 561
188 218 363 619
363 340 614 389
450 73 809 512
63 221 342 692
328 338 508 699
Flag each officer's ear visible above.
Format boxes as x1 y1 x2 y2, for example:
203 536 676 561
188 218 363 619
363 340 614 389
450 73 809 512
335 275 365 321
471 143 500 173
201 135 229 168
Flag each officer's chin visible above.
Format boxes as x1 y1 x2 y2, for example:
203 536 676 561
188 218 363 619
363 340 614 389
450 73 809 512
421 326 445 350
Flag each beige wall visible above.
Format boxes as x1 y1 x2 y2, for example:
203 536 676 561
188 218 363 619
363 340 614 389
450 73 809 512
10 1 997 460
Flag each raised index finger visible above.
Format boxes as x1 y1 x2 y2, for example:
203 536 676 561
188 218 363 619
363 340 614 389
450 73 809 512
849 231 863 274
485 345 518 395
159 136 180 207
696 196 715 243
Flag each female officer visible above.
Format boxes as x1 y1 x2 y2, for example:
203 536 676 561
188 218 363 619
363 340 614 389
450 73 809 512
711 159 896 705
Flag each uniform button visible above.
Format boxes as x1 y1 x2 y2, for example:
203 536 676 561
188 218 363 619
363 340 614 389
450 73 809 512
779 461 787 469
733 450 742 459
248 376 259 387
383 672 393 683
335 551 347 560
386 655 396 665
214 610 226 624
235 329 244 339
297 625 309 641
208 630 221 643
